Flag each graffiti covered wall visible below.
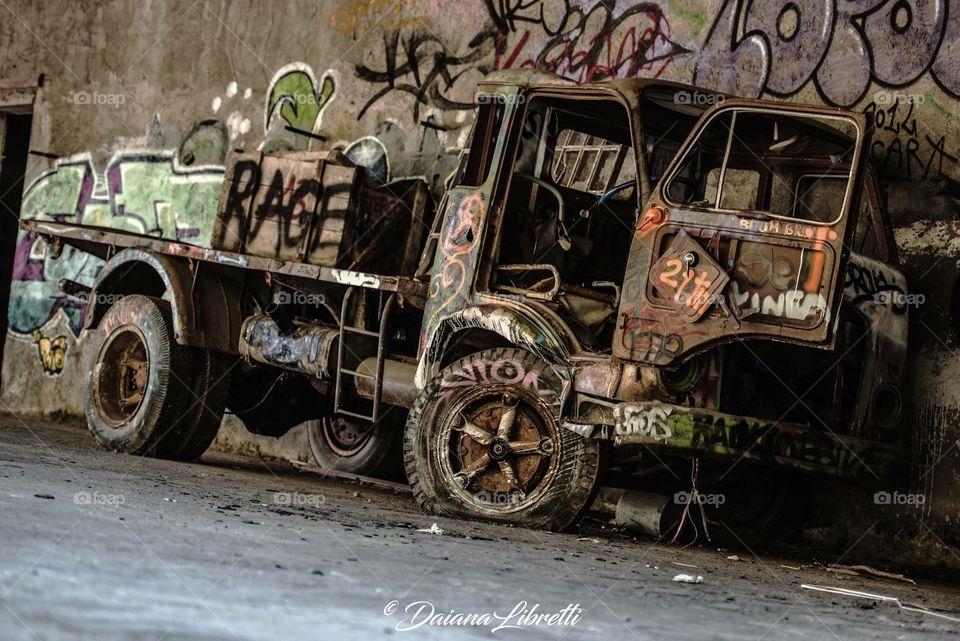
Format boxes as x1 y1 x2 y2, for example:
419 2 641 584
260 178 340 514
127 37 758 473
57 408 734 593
2 0 960 558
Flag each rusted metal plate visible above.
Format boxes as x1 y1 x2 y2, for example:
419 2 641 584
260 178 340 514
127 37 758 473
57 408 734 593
649 230 729 322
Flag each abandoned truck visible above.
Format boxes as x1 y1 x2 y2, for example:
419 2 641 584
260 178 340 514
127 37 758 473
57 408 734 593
21 70 908 531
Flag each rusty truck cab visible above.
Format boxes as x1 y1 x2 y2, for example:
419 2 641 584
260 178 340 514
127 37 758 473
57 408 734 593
418 71 708 378
417 71 905 483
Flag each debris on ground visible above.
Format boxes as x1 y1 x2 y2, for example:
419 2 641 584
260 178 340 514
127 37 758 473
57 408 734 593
726 555 741 561
801 585 960 623
826 564 916 585
673 574 703 584
577 537 601 543
416 523 444 535
673 562 700 568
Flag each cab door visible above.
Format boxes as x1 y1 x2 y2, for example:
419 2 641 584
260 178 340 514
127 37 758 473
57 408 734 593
615 100 869 366
418 91 518 357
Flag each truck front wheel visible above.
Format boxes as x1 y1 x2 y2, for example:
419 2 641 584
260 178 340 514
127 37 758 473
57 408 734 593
84 295 222 459
404 348 602 531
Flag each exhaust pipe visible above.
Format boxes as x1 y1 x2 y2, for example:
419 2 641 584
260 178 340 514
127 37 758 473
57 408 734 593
614 491 684 538
239 314 338 379
264 302 296 336
240 315 420 408
353 357 419 408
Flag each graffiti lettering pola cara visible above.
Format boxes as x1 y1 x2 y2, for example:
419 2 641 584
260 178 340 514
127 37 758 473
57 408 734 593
695 0 960 107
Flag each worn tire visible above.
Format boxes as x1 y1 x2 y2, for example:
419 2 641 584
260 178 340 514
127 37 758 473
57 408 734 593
84 295 193 457
168 349 233 460
404 348 603 531
306 406 405 480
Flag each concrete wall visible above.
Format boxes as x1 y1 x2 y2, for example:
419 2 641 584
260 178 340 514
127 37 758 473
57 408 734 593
2 0 960 560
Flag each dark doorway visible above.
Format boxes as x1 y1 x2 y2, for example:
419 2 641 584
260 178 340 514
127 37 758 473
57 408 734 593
0 112 32 382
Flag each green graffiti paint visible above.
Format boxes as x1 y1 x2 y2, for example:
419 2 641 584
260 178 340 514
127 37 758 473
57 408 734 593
11 152 224 339
265 64 336 134
613 402 900 480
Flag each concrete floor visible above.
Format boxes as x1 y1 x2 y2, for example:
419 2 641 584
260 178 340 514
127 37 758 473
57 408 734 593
0 416 958 641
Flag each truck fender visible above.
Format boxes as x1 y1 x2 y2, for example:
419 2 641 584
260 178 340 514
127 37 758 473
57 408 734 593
84 248 241 352
415 303 577 389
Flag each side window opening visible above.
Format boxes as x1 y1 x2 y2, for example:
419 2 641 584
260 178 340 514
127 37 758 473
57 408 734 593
489 95 638 350
665 109 859 224
793 173 883 259
552 130 637 199
705 167 760 210
461 100 504 187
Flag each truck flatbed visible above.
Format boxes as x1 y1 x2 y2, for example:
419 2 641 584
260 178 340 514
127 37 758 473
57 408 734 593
21 219 428 302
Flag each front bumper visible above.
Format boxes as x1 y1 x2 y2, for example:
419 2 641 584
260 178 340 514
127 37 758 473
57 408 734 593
611 401 900 481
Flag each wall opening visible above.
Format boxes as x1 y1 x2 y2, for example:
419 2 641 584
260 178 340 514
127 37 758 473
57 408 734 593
0 111 33 384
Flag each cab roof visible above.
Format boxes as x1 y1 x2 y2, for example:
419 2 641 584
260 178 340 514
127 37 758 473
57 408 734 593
476 69 726 118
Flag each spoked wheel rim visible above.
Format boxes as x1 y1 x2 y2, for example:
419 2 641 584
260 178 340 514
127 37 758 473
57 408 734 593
439 386 560 512
94 327 150 428
321 416 375 457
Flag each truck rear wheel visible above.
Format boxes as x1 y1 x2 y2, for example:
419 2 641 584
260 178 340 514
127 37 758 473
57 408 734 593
404 348 603 531
306 408 405 480
84 295 194 458
169 348 233 460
